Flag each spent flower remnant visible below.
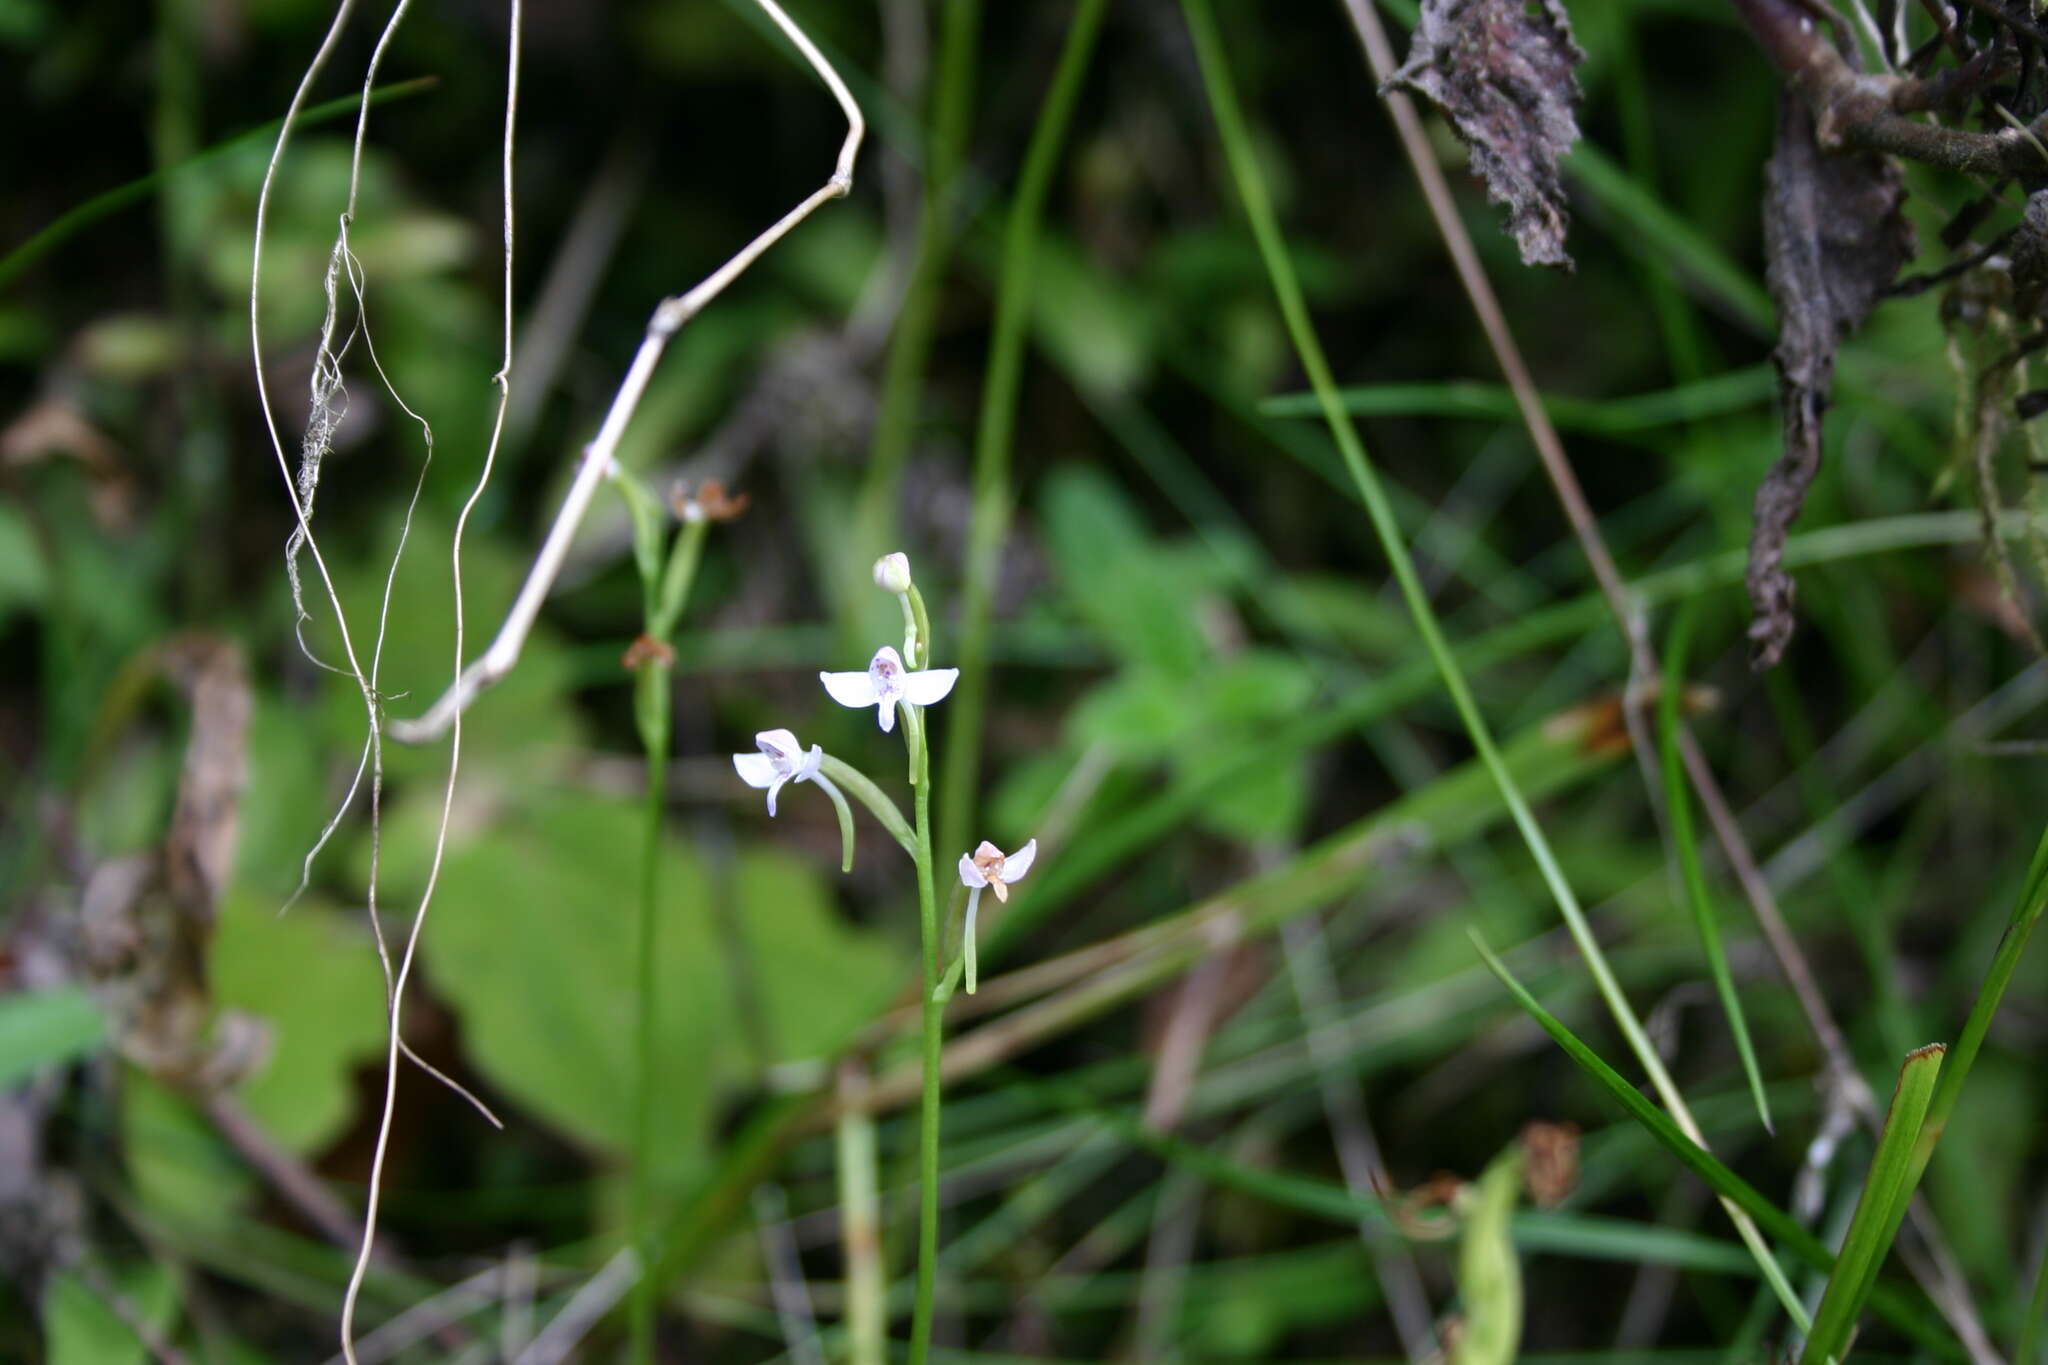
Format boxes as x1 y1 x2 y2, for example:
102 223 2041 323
732 728 825 817
670 478 750 524
821 645 958 732
957 838 1037 994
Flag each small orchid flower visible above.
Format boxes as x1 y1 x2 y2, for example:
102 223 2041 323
732 728 824 817
956 838 1036 994
958 839 1036 903
820 645 958 733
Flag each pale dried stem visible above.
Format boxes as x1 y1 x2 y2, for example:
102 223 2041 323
387 0 864 745
330 1 517 1358
1281 914 1436 1362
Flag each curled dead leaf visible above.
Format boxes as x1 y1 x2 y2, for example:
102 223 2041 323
1386 0 1586 269
1748 97 1912 668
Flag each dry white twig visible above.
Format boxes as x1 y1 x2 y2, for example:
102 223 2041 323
256 4 862 1360
338 0 525 1358
388 0 865 745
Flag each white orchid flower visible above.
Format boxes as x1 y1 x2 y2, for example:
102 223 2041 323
956 838 1037 995
732 728 824 817
819 645 958 733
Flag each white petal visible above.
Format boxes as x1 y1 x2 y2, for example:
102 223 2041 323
876 699 897 733
734 753 777 788
820 670 879 709
765 776 790 818
958 853 987 888
794 744 824 782
1000 838 1037 883
755 728 803 766
868 645 906 672
900 668 959 707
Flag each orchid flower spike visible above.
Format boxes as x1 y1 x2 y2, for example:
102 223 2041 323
820 645 957 733
732 728 823 817
956 838 1036 995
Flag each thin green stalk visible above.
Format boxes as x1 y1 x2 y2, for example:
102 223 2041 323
817 753 917 856
627 515 709 1365
940 0 1109 863
852 0 982 592
1659 604 1772 1133
629 657 671 1364
907 700 944 1365
1175 0 1803 1326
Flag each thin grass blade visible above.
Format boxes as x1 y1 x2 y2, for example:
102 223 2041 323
1659 603 1772 1133
1799 1043 1946 1365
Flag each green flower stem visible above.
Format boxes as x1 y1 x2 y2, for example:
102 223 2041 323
817 753 917 857
814 774 858 874
652 519 710 639
906 697 944 1365
905 582 934 671
628 513 710 1365
940 0 1108 865
628 657 672 1365
1176 0 1805 1328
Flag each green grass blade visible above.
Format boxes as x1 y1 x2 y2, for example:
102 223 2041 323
940 0 1110 863
1257 366 1776 435
1659 603 1773 1133
1468 930 1809 1332
0 77 438 293
1800 1044 1946 1365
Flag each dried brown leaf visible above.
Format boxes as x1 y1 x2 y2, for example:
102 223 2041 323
1386 0 1586 269
1748 97 1913 668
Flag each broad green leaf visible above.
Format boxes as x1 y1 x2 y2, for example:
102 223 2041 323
1027 237 1156 396
123 1069 254 1233
0 986 104 1088
1070 671 1189 759
45 1262 177 1365
730 846 906 1065
416 788 725 1189
306 515 585 784
210 892 386 1153
1040 465 1210 678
